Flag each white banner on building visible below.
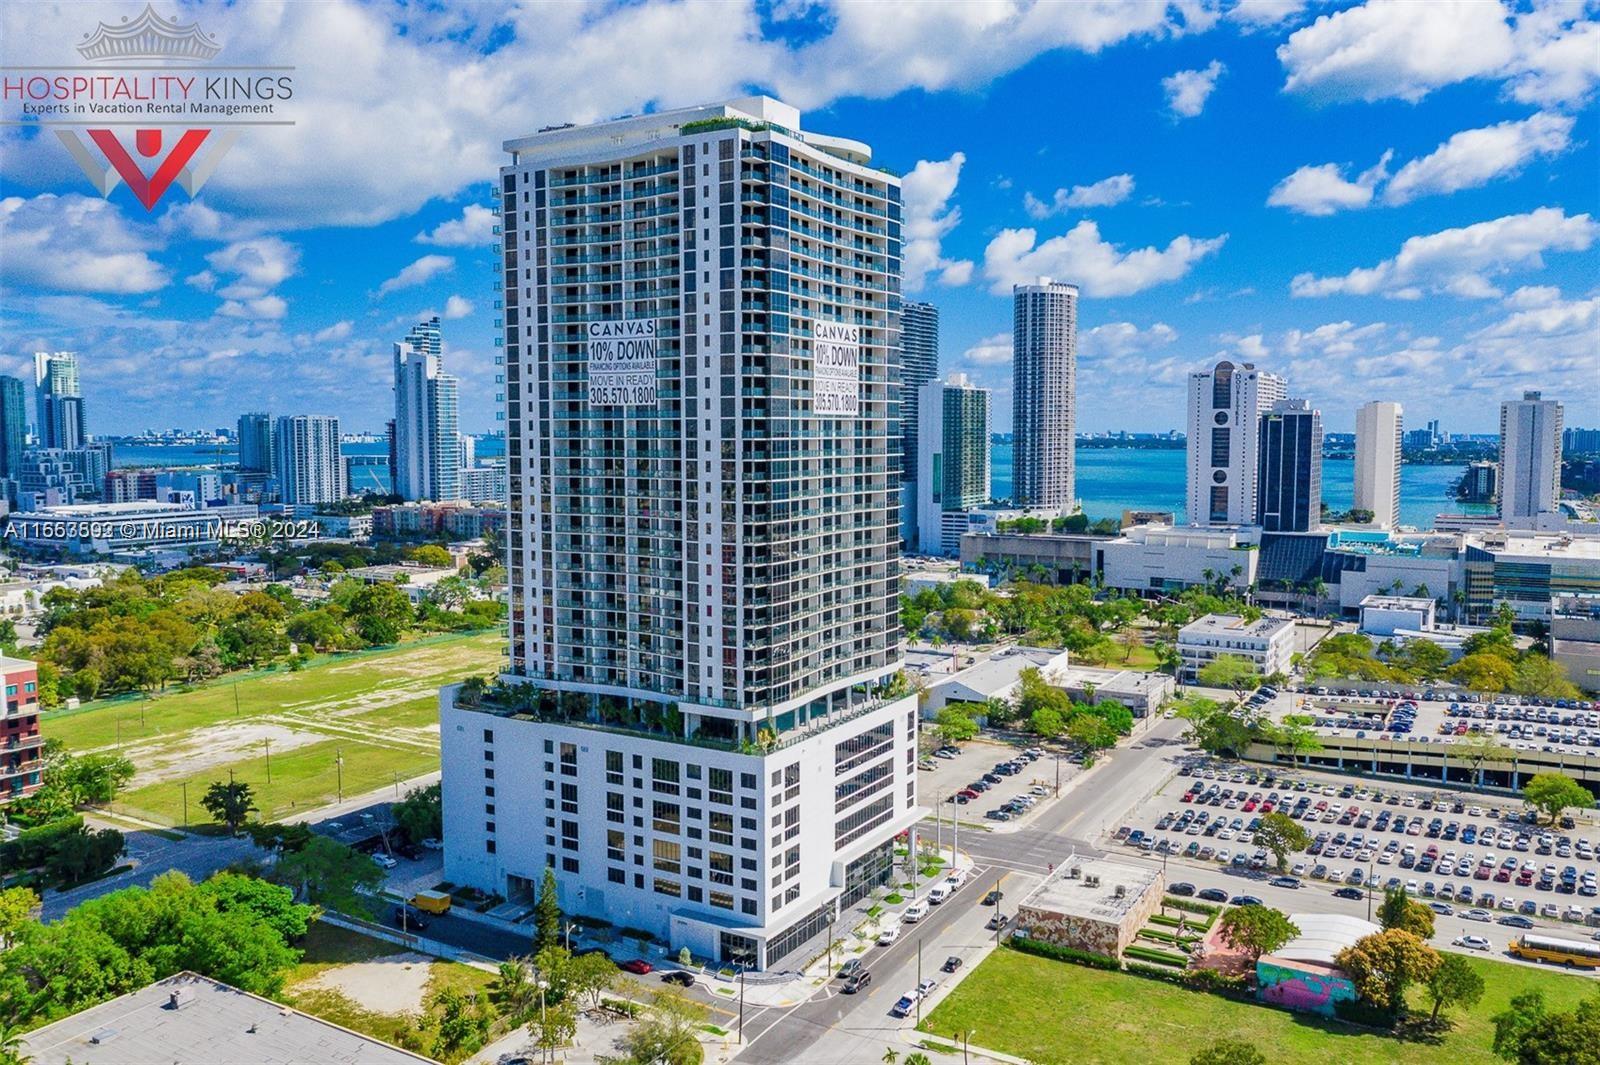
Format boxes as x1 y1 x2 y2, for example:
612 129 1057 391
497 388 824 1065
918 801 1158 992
587 320 657 406
813 320 860 416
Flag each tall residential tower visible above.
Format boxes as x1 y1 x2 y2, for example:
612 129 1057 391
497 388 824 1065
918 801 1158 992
237 412 274 474
1256 398 1322 533
1185 360 1286 526
915 373 990 556
1011 280 1077 512
898 300 939 543
33 352 84 451
392 316 461 502
273 415 345 506
440 97 920 971
1353 400 1402 529
1499 391 1563 522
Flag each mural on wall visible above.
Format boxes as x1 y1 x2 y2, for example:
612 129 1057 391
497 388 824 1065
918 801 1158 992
1018 908 1123 956
1256 961 1357 1016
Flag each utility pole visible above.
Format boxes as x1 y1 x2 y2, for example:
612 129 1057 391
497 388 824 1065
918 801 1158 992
994 877 1003 945
1054 750 1061 797
264 738 272 784
915 937 923 1025
181 780 188 827
336 748 344 803
233 681 241 718
737 956 747 1043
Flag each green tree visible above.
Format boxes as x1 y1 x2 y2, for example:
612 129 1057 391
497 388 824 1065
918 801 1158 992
200 780 257 835
568 949 620 1010
1190 1040 1268 1065
44 825 125 885
271 836 383 917
393 782 443 844
534 867 563 954
0 888 39 950
934 706 979 745
48 752 135 806
490 956 539 1022
904 1054 934 1065
1029 705 1065 739
1175 696 1257 757
1268 714 1324 769
1377 886 1436 940
1492 990 1600 1064
1335 929 1441 1016
1425 952 1485 1025
1494 991 1550 1061
1067 714 1119 753
407 544 455 568
531 999 578 1058
347 583 414 646
1254 812 1310 873
197 872 312 943
1523 773 1594 826
1197 654 1261 696
1449 651 1518 693
427 985 492 1061
1215 906 1298 962
611 988 706 1065
285 609 348 652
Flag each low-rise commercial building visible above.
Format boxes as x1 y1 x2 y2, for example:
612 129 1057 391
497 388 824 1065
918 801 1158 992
1257 913 1380 1017
1552 595 1600 692
1055 666 1176 718
1463 530 1600 624
921 647 1071 718
1177 614 1294 682
19 972 432 1065
959 531 1099 585
1016 856 1164 958
3 500 260 555
1357 594 1437 636
1097 524 1261 595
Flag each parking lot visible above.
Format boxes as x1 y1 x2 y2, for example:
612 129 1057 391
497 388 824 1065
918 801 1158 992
1106 759 1600 951
1258 686 1600 760
917 738 1074 828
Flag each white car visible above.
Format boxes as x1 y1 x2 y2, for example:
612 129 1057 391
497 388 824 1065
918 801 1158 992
420 838 444 851
373 853 398 870
1460 908 1493 923
903 903 929 924
1453 935 1492 952
878 926 900 946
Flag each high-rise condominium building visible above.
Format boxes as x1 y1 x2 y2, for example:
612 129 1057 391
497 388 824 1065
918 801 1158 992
0 375 26 486
237 412 274 474
1011 280 1076 511
1256 398 1322 533
1186 360 1287 527
273 415 345 506
392 316 461 502
898 300 939 541
1563 427 1600 455
915 374 990 556
1499 391 1563 522
1354 400 1403 529
33 352 84 451
440 96 919 971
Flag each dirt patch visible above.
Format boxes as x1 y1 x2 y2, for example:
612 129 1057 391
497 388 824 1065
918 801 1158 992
299 951 434 1014
120 721 325 787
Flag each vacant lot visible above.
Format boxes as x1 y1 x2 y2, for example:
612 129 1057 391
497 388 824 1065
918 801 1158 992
921 946 1597 1065
43 633 500 825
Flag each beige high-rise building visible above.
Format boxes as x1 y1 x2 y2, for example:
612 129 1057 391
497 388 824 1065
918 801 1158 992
1354 400 1403 529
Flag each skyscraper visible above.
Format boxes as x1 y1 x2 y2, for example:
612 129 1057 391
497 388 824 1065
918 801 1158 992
273 415 345 506
1186 360 1287 527
1011 280 1077 511
0 375 26 485
1354 400 1403 529
1256 398 1322 533
33 352 84 450
916 374 990 556
392 316 461 502
440 97 919 971
1499 391 1564 521
898 301 939 541
237 412 274 474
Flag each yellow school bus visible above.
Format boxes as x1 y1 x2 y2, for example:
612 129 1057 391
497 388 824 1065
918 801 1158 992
1509 933 1600 969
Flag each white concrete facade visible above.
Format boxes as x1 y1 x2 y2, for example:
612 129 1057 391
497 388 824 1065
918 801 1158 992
1354 401 1402 530
1500 391 1564 522
1358 594 1437 636
915 374 990 556
1011 280 1076 512
1177 613 1294 682
1187 360 1286 527
1097 523 1261 595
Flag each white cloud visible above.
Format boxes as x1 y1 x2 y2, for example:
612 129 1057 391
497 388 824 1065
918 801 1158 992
1382 112 1574 205
0 194 168 294
1025 174 1135 218
1267 152 1391 215
961 332 1012 366
983 220 1226 297
1080 321 1178 359
443 295 475 320
1504 285 1561 309
376 254 455 298
901 152 974 292
1290 207 1599 298
313 321 354 342
218 295 288 320
1278 0 1600 107
1163 60 1226 118
206 237 300 289
185 270 217 292
1228 0 1312 28
416 204 498 247
1278 0 1515 103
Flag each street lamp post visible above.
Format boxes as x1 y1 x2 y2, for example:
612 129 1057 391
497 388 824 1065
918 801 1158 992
737 955 749 1044
963 1029 974 1065
264 738 272 784
915 937 923 1026
536 978 550 1065
180 780 188 827
335 748 344 803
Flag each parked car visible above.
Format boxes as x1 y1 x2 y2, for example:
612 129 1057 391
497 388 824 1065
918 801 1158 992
621 960 653 975
661 970 695 987
419 838 443 851
891 993 918 1018
1169 882 1197 896
1229 895 1264 907
1453 935 1493 952
1333 888 1365 901
983 889 1004 905
1197 888 1229 903
372 853 398 870
837 959 863 980
391 906 429 931
843 970 872 993
878 926 900 946
941 956 963 973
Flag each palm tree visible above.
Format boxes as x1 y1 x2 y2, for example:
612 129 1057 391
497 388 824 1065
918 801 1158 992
0 1021 31 1065
883 1050 900 1065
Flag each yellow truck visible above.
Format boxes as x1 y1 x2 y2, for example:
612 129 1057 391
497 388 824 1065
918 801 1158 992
410 889 453 915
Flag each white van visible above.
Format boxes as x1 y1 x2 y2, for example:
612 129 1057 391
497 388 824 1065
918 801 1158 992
902 902 929 923
945 868 969 889
926 884 950 905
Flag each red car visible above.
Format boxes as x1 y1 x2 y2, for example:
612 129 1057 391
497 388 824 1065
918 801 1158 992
621 960 654 975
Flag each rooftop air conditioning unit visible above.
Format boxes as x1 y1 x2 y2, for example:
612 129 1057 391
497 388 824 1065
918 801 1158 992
1085 874 1100 888
1114 884 1127 898
1069 866 1082 879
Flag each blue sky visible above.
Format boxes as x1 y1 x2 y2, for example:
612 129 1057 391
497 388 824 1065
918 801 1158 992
1 0 1596 436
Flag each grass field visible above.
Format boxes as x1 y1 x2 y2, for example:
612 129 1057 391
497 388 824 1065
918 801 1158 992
42 633 501 826
921 946 1599 1065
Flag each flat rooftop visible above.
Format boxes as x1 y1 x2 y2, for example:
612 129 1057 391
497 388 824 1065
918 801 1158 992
1020 856 1160 922
1180 614 1295 640
935 647 1063 698
19 972 432 1065
1359 595 1436 610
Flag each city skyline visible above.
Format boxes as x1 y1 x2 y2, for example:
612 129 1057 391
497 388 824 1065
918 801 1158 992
1 1 1595 436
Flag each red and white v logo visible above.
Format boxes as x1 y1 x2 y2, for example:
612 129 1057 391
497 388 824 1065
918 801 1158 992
84 128 213 211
